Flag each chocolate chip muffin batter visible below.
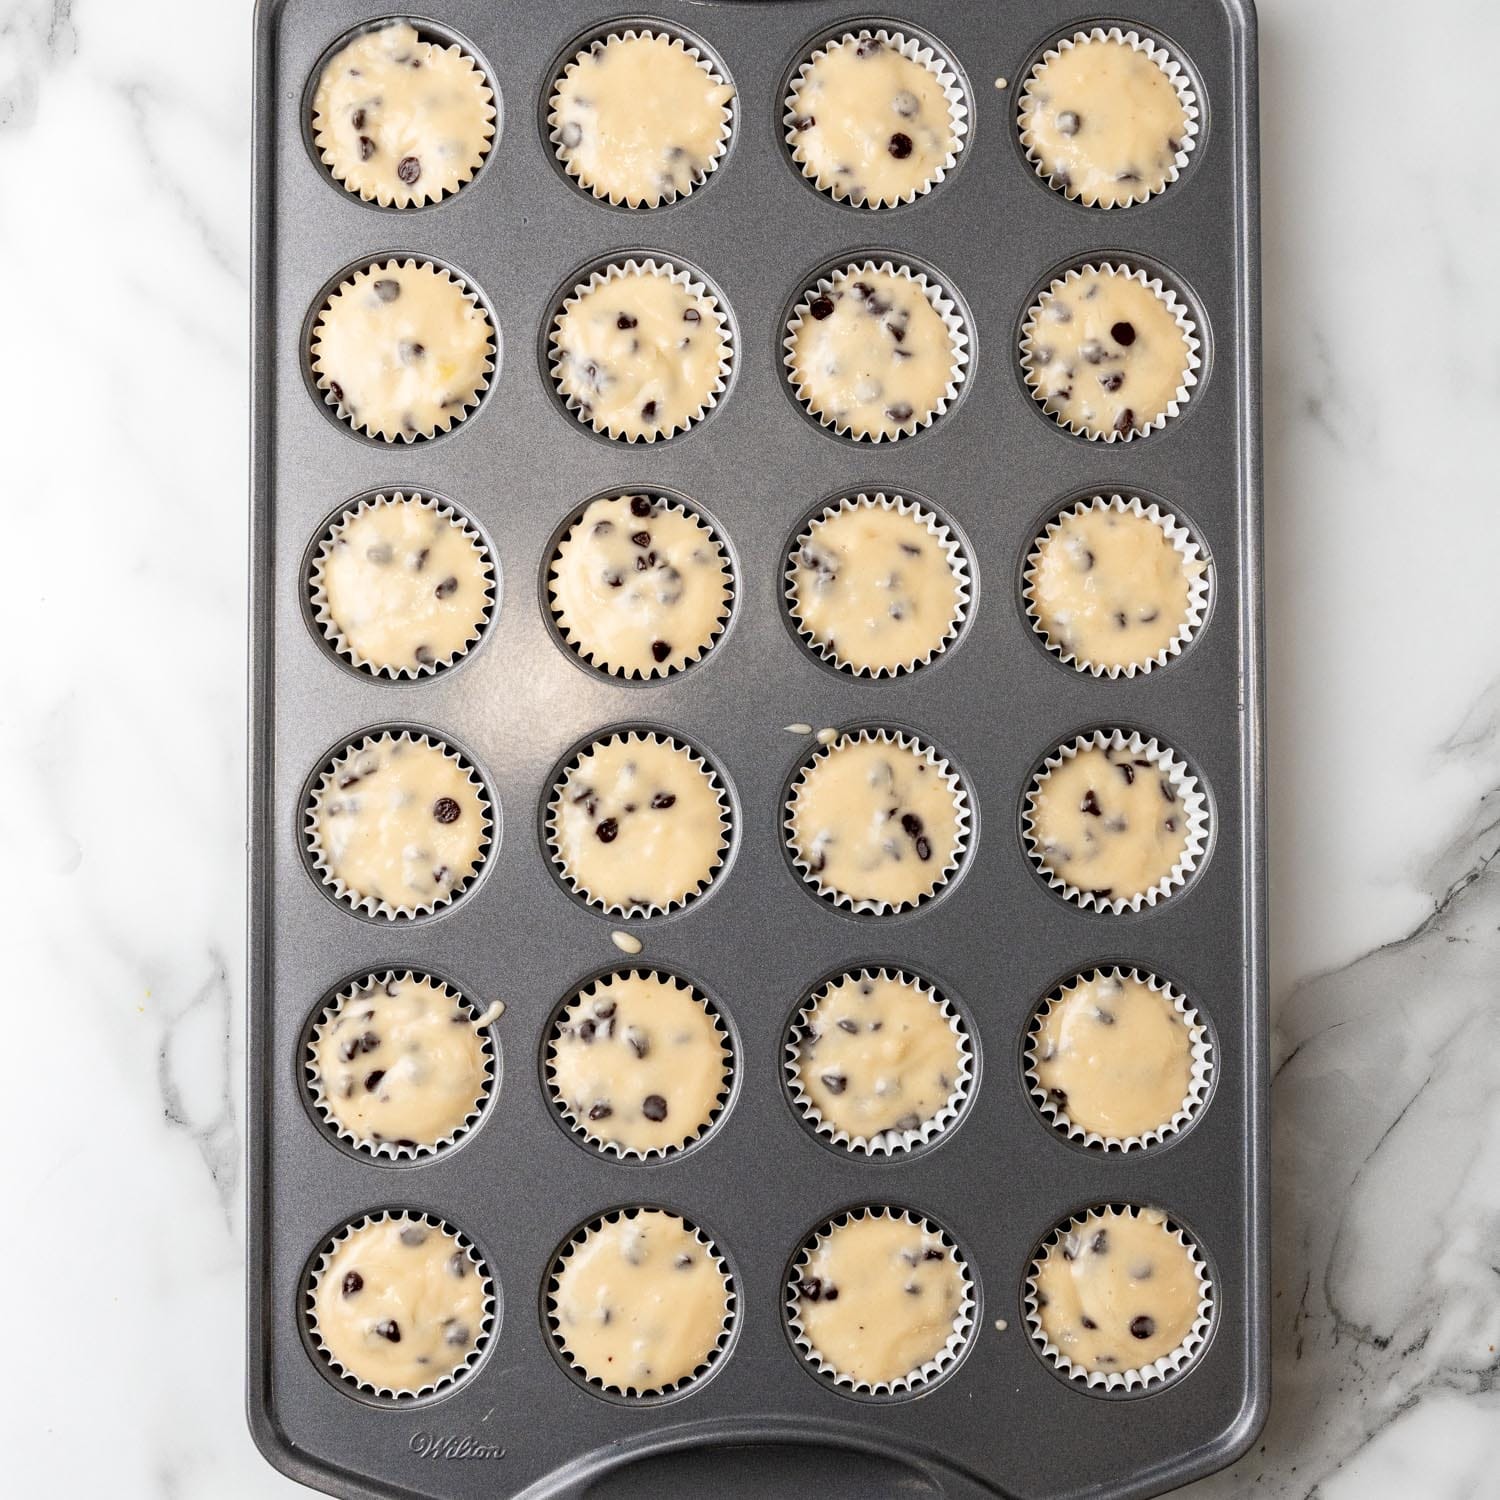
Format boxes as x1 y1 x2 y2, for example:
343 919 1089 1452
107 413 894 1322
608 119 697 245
312 1217 487 1393
792 1212 967 1387
789 732 964 910
550 32 733 208
312 974 490 1152
548 972 729 1154
1020 34 1191 208
788 267 959 440
550 734 727 913
787 32 958 207
550 1211 730 1393
550 494 730 677
316 494 491 675
311 734 488 915
552 265 728 442
312 260 493 443
1032 1207 1203 1375
789 496 963 674
1023 266 1192 439
312 21 495 208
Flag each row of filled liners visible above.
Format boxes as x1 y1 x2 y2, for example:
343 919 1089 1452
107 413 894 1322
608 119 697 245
303 725 1208 923
311 18 1198 213
305 252 1201 445
303 1203 1212 1405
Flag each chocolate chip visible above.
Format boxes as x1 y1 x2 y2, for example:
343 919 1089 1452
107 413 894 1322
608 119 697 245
1081 790 1102 816
900 812 924 838
359 1031 380 1053
1118 762 1135 785
626 1029 650 1060
923 1246 945 1262
915 835 932 861
1114 611 1128 629
396 155 421 185
809 295 835 320
398 339 425 363
682 307 702 327
649 791 676 809
641 400 657 420
432 796 460 824
626 498 654 523
342 1271 363 1297
855 36 883 57
364 1069 385 1091
1111 321 1137 347
374 1319 401 1342
674 1252 695 1269
1048 1087 1068 1107
820 1071 847 1095
888 131 913 159
1081 340 1106 365
1081 1315 1098 1330
1091 1229 1109 1255
350 107 366 130
588 1102 613 1120
642 1094 668 1121
790 114 815 132
616 313 637 330
648 640 671 664
358 135 375 161
445 1323 470 1346
373 278 400 303
448 1252 468 1277
596 818 618 843
1161 779 1177 803
435 575 458 598
799 1276 823 1301
630 530 652 548
1057 110 1081 136
1130 1315 1156 1340
886 402 914 424
1115 408 1136 434
1100 371 1124 392
1094 1008 1116 1026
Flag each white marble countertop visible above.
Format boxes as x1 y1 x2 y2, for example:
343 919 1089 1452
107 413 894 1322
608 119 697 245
4 0 1498 1494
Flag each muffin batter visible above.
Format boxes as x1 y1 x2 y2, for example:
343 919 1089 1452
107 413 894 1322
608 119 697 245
312 974 489 1151
1028 501 1203 672
550 32 733 207
1032 972 1197 1140
792 1212 966 1387
792 971 963 1141
1033 1206 1203 1375
1020 34 1190 207
549 494 731 677
550 1211 729 1393
787 32 958 207
552 265 728 441
788 267 958 440
550 733 727 913
316 494 491 675
312 259 493 442
548 971 729 1154
312 1216 487 1393
789 732 964 910
311 734 488 915
789 496 963 674
1028 743 1190 904
312 21 495 208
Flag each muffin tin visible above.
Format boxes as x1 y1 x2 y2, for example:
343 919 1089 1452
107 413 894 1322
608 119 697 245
250 2 1264 1497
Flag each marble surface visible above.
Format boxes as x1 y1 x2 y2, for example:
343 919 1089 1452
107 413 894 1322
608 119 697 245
3 0 1498 1494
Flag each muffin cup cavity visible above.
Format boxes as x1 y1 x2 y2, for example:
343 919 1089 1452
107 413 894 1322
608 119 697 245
1022 728 1207 914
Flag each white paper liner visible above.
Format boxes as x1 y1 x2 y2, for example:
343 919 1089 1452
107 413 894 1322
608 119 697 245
305 969 497 1160
545 730 732 918
1022 728 1208 914
304 729 493 921
548 494 734 679
1024 967 1213 1152
785 1206 975 1395
1023 493 1210 678
308 492 496 680
783 27 970 208
548 257 733 443
310 257 495 443
1018 27 1200 209
547 28 733 208
786 492 970 677
1023 1204 1214 1392
545 1208 736 1398
784 259 970 442
784 967 972 1155
1019 261 1200 442
785 728 971 915
544 967 733 1160
304 1209 495 1401
311 26 496 209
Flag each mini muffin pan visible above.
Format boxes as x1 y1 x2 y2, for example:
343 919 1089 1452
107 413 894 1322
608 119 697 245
250 2 1264 1497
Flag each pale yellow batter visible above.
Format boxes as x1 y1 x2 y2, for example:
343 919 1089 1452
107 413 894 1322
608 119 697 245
315 494 492 675
786 32 959 207
550 32 733 208
552 265 728 442
792 1212 967 1388
789 496 963 674
1019 33 1191 208
1027 743 1190 905
549 495 731 677
792 972 963 1142
311 733 488 916
550 1211 730 1394
1028 500 1204 673
789 732 965 911
550 734 727 914
312 974 490 1152
312 1217 488 1394
311 21 495 208
1023 266 1192 439
312 259 493 443
1033 1207 1203 1376
1032 972 1197 1141
548 972 729 1155
788 267 959 440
